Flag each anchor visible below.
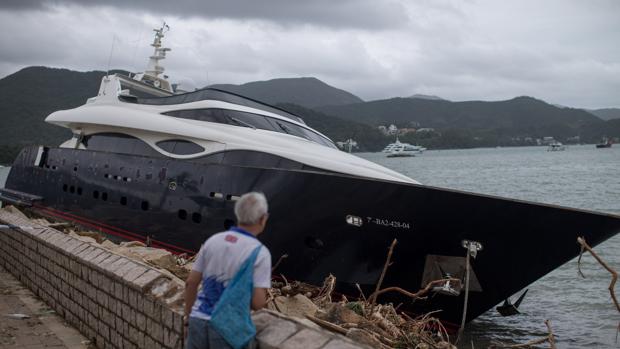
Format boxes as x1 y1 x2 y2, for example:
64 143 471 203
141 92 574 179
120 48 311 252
496 289 528 316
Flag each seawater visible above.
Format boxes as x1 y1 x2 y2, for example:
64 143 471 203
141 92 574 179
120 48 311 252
359 144 620 348
2 147 618 347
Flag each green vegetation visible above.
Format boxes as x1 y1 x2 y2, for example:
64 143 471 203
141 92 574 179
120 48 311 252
210 77 363 108
0 66 618 163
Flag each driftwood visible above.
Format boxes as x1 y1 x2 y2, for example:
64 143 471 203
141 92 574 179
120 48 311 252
272 253 288 272
368 278 461 304
576 237 619 315
370 238 398 306
306 314 348 335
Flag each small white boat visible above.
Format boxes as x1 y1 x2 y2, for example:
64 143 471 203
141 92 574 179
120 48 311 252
383 138 425 155
547 142 565 151
387 143 421 157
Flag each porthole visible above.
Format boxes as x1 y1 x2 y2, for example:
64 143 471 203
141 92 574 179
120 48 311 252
73 166 78 172
192 213 202 224
141 201 149 211
104 173 110 179
102 192 108 201
120 197 127 206
93 190 99 199
62 184 68 192
77 187 83 195
69 186 75 194
178 209 187 220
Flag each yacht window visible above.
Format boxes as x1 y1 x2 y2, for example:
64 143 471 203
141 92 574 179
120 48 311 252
165 108 337 149
82 133 161 157
156 140 205 155
134 87 304 123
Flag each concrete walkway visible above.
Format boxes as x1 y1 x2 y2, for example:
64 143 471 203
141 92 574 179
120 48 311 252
0 266 89 349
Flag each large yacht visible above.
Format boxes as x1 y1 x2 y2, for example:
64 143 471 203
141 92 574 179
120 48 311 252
382 138 426 154
2 26 620 326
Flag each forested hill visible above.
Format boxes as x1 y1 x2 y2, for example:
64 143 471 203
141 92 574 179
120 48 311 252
0 66 125 148
209 77 363 108
1 66 618 163
588 108 620 121
318 96 614 143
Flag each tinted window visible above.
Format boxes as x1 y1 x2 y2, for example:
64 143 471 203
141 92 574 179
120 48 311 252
165 109 337 149
134 87 304 123
156 140 205 155
82 133 161 157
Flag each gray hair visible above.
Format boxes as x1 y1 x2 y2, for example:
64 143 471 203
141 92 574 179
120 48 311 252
234 192 268 225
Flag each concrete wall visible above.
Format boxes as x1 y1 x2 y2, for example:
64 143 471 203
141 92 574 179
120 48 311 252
0 208 368 349
0 209 185 349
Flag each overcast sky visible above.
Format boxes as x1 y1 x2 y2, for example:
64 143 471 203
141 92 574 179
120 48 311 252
0 0 618 108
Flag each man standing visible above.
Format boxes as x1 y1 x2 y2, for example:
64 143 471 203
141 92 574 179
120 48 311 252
184 192 272 349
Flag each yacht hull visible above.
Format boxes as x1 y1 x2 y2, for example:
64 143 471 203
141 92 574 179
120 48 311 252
5 146 620 324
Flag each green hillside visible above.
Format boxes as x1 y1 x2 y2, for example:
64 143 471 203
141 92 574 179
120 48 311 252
210 77 363 108
588 108 620 121
319 96 613 144
1 66 618 163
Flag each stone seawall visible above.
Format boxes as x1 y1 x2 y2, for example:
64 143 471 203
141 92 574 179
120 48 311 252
0 208 369 349
0 209 185 349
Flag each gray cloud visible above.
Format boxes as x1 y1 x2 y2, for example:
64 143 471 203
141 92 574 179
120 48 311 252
0 0 618 109
0 0 410 30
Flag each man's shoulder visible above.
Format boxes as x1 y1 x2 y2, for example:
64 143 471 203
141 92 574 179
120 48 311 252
203 230 262 248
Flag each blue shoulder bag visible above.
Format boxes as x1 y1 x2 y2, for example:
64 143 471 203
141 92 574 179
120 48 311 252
210 245 262 349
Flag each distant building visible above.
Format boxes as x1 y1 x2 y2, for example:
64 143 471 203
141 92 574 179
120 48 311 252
336 139 358 153
387 124 398 135
542 136 556 145
378 124 399 135
417 128 435 133
398 128 416 135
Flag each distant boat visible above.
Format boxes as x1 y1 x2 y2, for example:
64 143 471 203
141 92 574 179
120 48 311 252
387 143 419 158
547 142 565 151
382 138 425 154
595 138 612 148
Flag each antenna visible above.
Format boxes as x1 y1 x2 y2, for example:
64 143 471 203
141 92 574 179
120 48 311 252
106 35 117 76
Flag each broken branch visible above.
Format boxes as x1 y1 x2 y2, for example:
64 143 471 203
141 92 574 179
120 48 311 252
370 238 398 306
576 237 619 314
369 278 461 304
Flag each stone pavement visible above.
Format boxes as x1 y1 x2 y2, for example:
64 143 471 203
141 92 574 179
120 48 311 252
0 266 90 349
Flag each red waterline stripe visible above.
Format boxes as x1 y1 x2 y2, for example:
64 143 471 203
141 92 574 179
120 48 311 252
33 204 196 255
32 203 195 253
37 205 197 253
34 204 145 240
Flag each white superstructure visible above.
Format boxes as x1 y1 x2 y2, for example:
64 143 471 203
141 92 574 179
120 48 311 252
382 138 426 154
47 74 419 185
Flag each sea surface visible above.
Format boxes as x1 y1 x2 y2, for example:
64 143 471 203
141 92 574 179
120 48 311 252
358 145 620 348
1 146 618 347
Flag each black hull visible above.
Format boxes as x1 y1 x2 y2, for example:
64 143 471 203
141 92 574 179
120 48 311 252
4 146 620 324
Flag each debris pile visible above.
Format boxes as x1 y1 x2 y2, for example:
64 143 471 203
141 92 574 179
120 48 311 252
5 206 457 348
267 275 455 349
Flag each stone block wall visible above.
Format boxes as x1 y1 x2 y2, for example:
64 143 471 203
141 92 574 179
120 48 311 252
0 210 185 349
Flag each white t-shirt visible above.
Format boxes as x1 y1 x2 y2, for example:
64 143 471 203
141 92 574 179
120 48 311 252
190 227 272 320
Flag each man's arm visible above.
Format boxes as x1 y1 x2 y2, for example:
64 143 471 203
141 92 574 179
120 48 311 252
251 287 268 310
184 271 202 318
